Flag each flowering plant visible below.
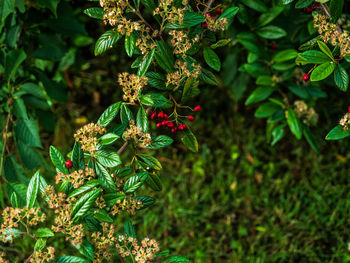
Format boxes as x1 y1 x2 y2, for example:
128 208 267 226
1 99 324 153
0 0 238 262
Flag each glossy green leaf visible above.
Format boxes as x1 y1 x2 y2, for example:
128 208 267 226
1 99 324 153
303 126 320 153
84 7 105 19
254 102 281 118
26 170 40 209
334 64 349 92
181 129 198 152
137 49 155 76
155 41 175 73
50 146 69 174
325 125 350 140
124 172 148 194
256 25 287 39
286 108 302 140
273 49 298 62
135 196 155 208
120 103 134 124
145 171 162 191
68 180 102 198
245 86 275 105
94 161 117 192
310 62 336 81
95 150 121 167
181 78 199 103
125 33 136 57
203 47 221 71
99 133 120 145
298 50 331 64
72 141 85 170
97 102 121 127
14 119 42 148
71 189 101 220
137 154 162 170
165 12 204 29
317 40 334 60
94 30 122 56
5 48 26 81
146 135 173 149
124 220 136 238
330 0 344 23
136 107 149 133
34 228 55 238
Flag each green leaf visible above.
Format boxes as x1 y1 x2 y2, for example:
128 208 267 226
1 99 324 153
329 0 344 23
317 40 334 60
0 228 22 242
0 0 15 22
271 124 285 146
199 68 218 86
34 228 55 238
52 256 89 263
84 7 105 19
6 182 27 207
295 0 314 8
241 0 268 12
181 129 198 152
273 49 298 62
71 189 101 220
10 192 18 208
137 49 155 76
99 133 120 145
245 86 275 105
165 12 204 29
97 102 121 127
254 102 281 118
72 142 85 170
93 209 113 223
5 49 26 81
325 125 350 140
135 196 155 208
94 30 122 56
181 78 199 103
310 62 336 81
168 256 190 263
140 93 172 108
286 108 302 140
210 39 231 49
334 64 349 92
50 146 69 174
125 33 136 57
136 154 162 170
26 170 40 209
95 150 121 168
220 6 239 19
144 171 162 191
203 47 221 71
95 161 117 192
103 192 125 206
256 26 287 39
257 6 284 27
256 76 274 86
124 220 136 238
136 107 148 133
155 41 175 73
120 103 134 124
13 98 28 119
124 172 148 194
298 50 331 64
34 238 46 252
146 135 173 149
303 126 320 153
146 72 169 90
14 119 42 148
17 141 43 169
68 180 102 198
75 239 94 261
36 0 60 16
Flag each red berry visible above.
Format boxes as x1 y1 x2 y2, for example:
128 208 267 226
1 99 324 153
158 112 164 118
156 122 162 128
163 114 168 120
148 110 154 116
215 8 221 15
162 120 168 126
151 113 156 120
306 7 313 13
188 115 195 121
167 122 175 128
194 105 202 112
171 127 178 133
65 160 73 169
348 106 350 112
201 22 207 28
178 124 184 131
182 124 187 130
303 74 310 81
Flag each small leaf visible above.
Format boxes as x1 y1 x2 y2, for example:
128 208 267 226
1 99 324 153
181 129 198 152
99 133 120 145
274 49 298 62
165 12 204 29
330 0 344 23
94 30 122 56
325 125 350 140
181 78 199 103
68 180 102 198
5 48 27 81
71 189 101 220
120 103 134 125
135 196 155 208
317 40 334 61
72 142 85 170
144 171 162 191
52 256 89 263
34 228 55 238
124 220 136 238
124 172 148 194
137 49 155 76
155 41 175 73
254 102 281 118
334 64 349 92
298 50 331 64
286 108 302 140
14 119 42 148
84 7 105 19
303 126 320 153
203 47 221 71
245 86 275 105
26 170 40 209
97 102 121 127
136 107 149 133
50 146 69 174
125 33 136 57
220 6 239 19
136 154 162 170
146 135 173 149
256 25 287 39
310 62 336 81
95 161 117 192
95 150 121 168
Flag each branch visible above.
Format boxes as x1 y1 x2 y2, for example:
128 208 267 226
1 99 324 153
117 141 129 155
204 0 215 13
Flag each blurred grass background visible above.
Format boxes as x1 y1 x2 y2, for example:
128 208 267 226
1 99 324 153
33 2 350 262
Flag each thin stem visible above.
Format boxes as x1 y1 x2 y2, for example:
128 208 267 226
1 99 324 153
0 98 12 180
204 0 215 13
117 141 129 155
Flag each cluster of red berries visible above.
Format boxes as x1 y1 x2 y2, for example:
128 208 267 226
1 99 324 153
303 74 310 82
65 160 73 168
303 2 320 13
201 8 222 28
148 105 202 134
